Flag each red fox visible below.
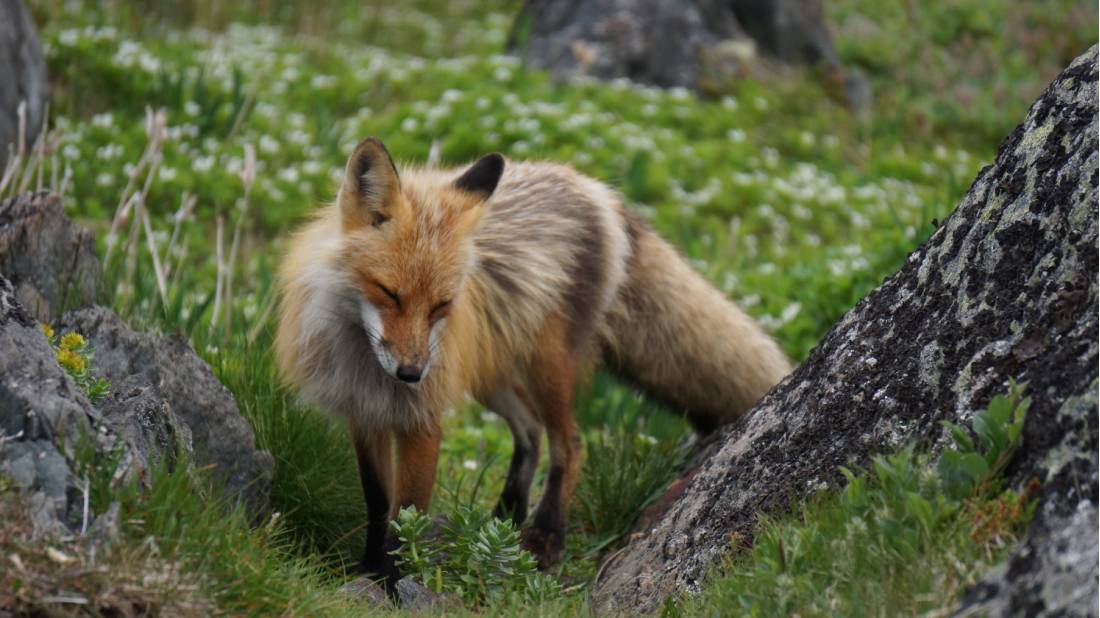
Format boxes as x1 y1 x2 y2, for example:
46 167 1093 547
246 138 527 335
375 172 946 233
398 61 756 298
274 137 791 582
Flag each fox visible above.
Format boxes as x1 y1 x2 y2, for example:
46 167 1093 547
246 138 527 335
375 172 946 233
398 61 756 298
274 137 791 585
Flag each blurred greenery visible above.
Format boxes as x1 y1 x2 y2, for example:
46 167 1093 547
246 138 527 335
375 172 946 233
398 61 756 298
13 0 1094 614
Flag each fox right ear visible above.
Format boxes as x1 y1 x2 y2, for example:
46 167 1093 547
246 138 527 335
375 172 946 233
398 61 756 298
340 137 401 229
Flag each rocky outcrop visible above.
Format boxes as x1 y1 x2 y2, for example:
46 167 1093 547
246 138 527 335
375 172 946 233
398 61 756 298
0 275 94 536
0 0 48 169
510 0 870 109
59 306 273 517
0 192 100 322
0 191 274 527
592 46 1098 615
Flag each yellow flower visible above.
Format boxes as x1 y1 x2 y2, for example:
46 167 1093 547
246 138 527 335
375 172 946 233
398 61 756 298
40 323 55 339
56 348 86 375
60 332 86 350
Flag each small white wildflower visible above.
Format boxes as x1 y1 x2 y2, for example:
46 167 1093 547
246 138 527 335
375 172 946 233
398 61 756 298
400 117 419 133
462 460 478 471
184 101 201 116
259 134 280 155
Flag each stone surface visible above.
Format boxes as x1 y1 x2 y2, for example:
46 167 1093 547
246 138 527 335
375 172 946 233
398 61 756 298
0 0 48 170
59 306 274 518
0 274 93 536
510 0 869 108
592 46 1098 614
96 377 194 485
0 192 100 322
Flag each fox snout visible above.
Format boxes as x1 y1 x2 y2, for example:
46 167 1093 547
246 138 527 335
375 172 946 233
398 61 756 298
360 300 435 385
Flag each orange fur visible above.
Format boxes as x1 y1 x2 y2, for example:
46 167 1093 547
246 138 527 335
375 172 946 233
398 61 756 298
274 137 792 570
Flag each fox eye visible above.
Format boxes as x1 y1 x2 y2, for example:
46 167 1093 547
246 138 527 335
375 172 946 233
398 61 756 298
429 300 452 322
376 283 400 307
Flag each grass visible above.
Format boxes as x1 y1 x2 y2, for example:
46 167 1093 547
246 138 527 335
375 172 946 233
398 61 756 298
4 0 1091 614
674 383 1035 616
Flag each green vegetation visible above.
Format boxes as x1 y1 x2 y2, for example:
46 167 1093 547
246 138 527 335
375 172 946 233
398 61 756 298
6 0 1090 614
675 382 1034 616
40 324 111 403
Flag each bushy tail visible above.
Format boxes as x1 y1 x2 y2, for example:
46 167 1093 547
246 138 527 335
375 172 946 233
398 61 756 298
600 221 792 433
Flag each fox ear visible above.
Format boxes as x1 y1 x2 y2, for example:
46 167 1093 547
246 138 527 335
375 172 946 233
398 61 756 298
340 137 400 229
453 153 504 201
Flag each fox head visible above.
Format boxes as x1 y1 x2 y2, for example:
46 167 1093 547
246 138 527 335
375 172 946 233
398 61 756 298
337 137 504 385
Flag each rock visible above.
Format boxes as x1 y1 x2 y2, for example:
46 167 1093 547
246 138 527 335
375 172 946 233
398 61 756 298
340 576 391 607
59 306 274 518
395 577 462 612
0 0 48 170
510 0 869 110
96 377 194 485
953 384 1099 617
0 274 94 536
592 46 1098 614
0 192 100 322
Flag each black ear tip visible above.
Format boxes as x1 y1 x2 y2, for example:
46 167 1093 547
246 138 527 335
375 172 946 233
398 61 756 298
454 152 506 197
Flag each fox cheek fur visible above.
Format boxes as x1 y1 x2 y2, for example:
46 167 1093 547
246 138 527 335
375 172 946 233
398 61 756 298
274 135 791 581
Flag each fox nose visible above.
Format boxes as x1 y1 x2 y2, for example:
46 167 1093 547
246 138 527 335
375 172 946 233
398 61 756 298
396 364 422 384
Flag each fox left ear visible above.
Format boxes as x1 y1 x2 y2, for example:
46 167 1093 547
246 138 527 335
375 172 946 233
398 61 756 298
453 153 504 201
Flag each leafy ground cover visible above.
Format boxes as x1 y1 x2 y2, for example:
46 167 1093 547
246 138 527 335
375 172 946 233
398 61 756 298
5 0 1093 614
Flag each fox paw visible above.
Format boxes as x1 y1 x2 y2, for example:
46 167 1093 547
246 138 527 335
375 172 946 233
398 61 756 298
520 526 564 569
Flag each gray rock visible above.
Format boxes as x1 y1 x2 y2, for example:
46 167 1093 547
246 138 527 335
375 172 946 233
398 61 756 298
592 46 1098 614
510 0 869 110
59 306 274 518
97 377 194 486
340 576 391 607
395 577 462 612
0 192 101 322
0 0 48 170
0 274 92 537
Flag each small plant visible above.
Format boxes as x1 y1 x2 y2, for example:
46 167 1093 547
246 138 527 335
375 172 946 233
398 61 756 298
40 324 111 403
390 504 560 606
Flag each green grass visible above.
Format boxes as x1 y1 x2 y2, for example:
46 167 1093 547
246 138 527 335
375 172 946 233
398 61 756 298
9 0 1090 614
673 383 1034 617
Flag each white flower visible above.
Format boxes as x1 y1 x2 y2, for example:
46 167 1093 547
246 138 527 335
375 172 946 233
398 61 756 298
184 101 201 116
194 155 215 173
95 172 114 187
278 166 300 183
462 460 478 471
91 113 114 128
259 134 280 155
400 117 419 133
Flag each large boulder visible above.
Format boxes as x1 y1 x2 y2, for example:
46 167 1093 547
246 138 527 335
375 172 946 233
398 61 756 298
510 0 870 108
59 306 274 517
0 192 100 322
0 0 48 169
592 46 1098 615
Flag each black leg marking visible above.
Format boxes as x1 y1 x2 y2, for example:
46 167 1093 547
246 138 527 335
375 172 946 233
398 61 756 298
356 447 399 590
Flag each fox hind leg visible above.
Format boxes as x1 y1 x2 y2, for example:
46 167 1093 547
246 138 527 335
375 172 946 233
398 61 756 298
482 382 543 525
522 320 582 569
